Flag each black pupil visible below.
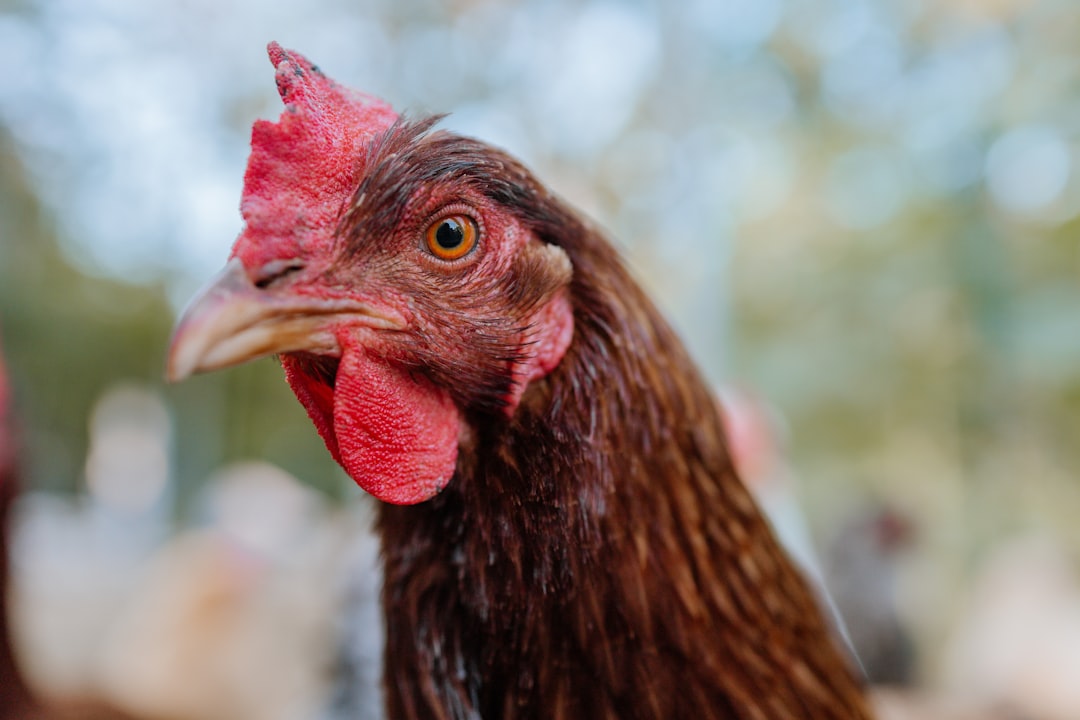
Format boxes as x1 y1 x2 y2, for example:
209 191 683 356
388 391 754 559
435 220 464 249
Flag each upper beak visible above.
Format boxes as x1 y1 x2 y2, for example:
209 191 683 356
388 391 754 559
166 258 403 383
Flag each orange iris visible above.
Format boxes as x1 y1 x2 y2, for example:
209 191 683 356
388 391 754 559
425 215 478 261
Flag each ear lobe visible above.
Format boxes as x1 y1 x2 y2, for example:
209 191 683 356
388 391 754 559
536 242 572 288
505 288 574 414
501 242 575 414
506 241 573 311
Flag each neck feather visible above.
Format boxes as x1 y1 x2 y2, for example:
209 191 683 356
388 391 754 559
376 221 870 718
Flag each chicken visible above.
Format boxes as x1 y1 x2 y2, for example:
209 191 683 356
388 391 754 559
0 341 32 720
167 43 872 719
823 505 916 687
1 339 148 720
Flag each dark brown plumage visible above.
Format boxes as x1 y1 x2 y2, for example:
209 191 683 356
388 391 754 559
167 44 874 719
374 135 871 719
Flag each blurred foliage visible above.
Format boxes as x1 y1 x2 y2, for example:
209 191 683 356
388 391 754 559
0 130 345 509
0 128 170 493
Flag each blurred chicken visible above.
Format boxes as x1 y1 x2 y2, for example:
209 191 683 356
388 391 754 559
823 504 916 687
11 458 352 720
6 378 342 719
95 463 338 720
0 335 36 720
1 339 151 720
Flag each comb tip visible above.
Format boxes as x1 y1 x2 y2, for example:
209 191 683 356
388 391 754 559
265 43 330 106
267 41 285 66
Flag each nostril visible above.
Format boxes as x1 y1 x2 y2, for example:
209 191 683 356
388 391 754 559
253 259 305 289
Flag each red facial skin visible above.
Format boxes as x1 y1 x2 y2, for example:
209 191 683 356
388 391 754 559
230 44 573 505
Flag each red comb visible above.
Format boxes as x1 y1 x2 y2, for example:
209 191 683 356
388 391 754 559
232 43 398 269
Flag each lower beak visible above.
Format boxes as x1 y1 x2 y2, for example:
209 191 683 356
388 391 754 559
166 258 401 382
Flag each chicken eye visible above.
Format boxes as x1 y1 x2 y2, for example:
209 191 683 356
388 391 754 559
425 215 478 261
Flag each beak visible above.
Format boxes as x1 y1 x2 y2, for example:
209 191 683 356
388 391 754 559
166 258 403 383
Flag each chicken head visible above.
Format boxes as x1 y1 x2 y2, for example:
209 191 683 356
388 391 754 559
167 44 574 505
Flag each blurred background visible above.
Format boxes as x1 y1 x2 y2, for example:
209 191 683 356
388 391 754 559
2 0 1079 718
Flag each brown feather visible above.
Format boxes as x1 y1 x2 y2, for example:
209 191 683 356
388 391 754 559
370 124 873 719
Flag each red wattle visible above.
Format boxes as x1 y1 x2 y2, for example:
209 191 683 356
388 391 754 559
282 357 341 465
283 349 460 505
333 349 460 504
